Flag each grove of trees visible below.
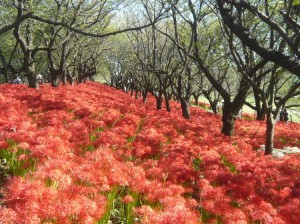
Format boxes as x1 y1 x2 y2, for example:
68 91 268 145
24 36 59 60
1 0 300 155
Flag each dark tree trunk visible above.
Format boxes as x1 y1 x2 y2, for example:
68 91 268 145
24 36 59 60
155 95 163 110
265 111 275 155
176 74 192 118
51 78 59 87
221 102 236 136
27 72 38 88
0 49 14 82
68 78 74 85
207 99 216 114
61 69 67 85
25 56 38 88
164 92 171 112
165 98 171 112
142 91 148 103
254 86 266 120
193 94 199 106
50 70 60 87
221 76 250 135
78 73 84 84
62 75 67 85
256 108 266 120
13 4 38 88
67 70 75 85
211 99 219 115
180 98 190 119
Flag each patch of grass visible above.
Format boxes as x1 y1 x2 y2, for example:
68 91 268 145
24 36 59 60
230 200 241 208
221 155 238 174
127 136 136 143
95 127 105 132
83 144 95 153
98 186 161 224
198 207 223 224
126 117 146 144
192 157 203 171
44 178 59 189
278 137 288 144
0 139 37 177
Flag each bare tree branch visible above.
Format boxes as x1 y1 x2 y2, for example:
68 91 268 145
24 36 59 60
216 0 300 77
28 11 164 38
0 12 34 35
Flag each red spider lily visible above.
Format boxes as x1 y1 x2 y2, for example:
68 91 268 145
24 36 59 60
0 82 300 223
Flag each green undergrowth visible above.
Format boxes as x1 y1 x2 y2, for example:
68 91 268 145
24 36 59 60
98 186 162 224
0 139 37 177
126 117 146 144
199 207 222 224
221 155 238 174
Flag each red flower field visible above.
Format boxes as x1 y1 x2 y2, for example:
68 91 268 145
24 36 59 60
0 82 299 223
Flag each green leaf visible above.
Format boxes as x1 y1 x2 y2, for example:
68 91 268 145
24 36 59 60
192 157 202 171
293 0 300 6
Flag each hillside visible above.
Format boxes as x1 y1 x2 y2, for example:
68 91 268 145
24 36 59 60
0 82 300 223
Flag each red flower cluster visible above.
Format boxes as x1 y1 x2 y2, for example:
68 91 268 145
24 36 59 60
0 82 299 223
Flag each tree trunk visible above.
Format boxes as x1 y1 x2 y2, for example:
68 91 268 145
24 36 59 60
142 91 148 103
135 90 139 99
256 108 266 120
27 72 37 88
211 99 219 115
61 69 67 85
180 98 190 119
221 102 235 136
193 95 199 106
50 70 60 87
165 98 171 112
78 73 84 84
51 78 59 87
265 112 275 155
26 57 37 88
62 75 67 85
155 95 163 110
67 72 74 85
254 88 266 120
164 92 171 112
